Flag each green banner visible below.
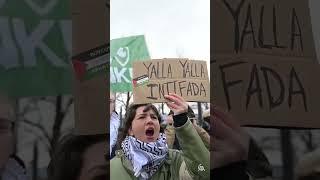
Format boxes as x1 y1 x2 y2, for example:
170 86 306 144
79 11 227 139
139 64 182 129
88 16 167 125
110 35 150 92
0 0 72 97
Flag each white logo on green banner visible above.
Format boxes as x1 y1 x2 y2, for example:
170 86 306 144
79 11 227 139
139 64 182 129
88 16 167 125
110 35 150 92
114 47 130 67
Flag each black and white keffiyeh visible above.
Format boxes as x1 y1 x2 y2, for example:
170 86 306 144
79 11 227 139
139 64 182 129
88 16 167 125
121 133 169 180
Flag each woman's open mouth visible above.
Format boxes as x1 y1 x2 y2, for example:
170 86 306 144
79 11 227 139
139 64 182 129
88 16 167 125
145 127 154 137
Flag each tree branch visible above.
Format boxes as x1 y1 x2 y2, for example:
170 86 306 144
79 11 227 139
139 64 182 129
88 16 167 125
21 119 51 146
116 94 127 108
65 98 74 111
23 126 51 152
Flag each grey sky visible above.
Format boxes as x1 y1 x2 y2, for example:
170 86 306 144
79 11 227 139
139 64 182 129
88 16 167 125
111 0 210 62
111 0 319 62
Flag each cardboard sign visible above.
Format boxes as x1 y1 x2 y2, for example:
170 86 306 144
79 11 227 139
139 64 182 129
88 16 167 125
72 0 109 135
213 0 318 62
132 59 210 104
213 59 320 128
213 0 320 128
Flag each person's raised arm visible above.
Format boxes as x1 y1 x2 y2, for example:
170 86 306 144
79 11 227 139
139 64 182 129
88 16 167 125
165 93 210 179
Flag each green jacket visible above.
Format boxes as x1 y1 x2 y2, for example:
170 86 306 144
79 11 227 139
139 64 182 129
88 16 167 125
110 120 210 180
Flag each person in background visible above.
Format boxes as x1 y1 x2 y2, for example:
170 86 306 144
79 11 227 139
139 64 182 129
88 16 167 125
165 107 210 150
185 107 210 149
47 134 107 180
110 92 120 159
202 109 210 133
202 109 210 122
0 93 27 180
192 118 210 149
163 110 177 149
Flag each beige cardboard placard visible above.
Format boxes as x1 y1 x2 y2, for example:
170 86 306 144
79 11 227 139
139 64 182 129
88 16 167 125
213 59 320 128
213 0 318 63
212 0 320 128
132 59 210 104
72 0 109 135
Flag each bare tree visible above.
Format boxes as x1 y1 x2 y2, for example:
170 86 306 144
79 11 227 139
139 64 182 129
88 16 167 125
125 92 132 111
115 93 127 109
18 95 74 158
50 95 73 156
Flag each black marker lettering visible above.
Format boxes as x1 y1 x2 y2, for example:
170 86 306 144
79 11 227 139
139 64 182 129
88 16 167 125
143 62 152 76
150 65 157 79
272 5 286 48
179 60 188 78
258 5 272 49
288 67 307 111
290 8 303 51
167 64 173 78
186 82 193 96
159 83 165 99
222 0 247 53
147 84 158 100
192 82 199 95
261 66 285 111
246 64 263 109
240 4 257 51
178 81 186 97
200 83 206 97
200 64 205 78
220 61 246 110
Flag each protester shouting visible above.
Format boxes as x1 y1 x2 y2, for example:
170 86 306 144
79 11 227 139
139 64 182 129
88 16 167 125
110 93 209 179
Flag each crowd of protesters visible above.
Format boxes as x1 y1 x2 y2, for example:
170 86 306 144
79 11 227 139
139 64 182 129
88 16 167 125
2 90 320 180
108 91 320 180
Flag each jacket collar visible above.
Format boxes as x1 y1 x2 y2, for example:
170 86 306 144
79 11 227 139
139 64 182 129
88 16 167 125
116 150 135 176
